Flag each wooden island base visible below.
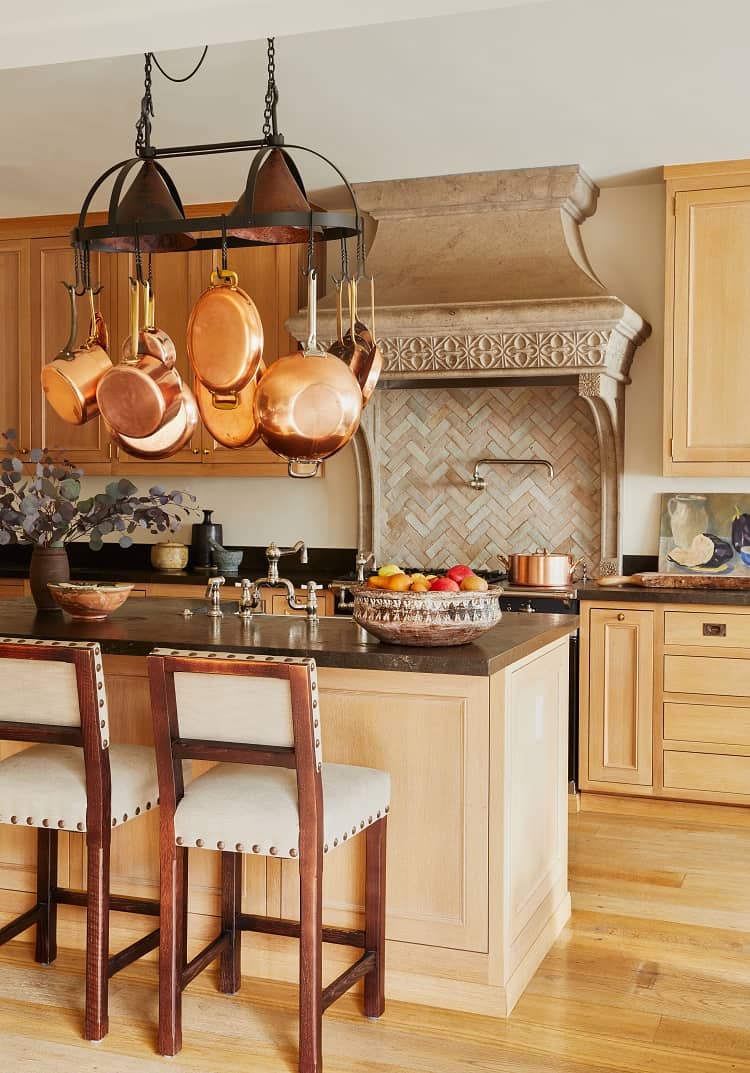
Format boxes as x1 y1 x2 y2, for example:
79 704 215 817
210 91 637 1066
0 621 571 1017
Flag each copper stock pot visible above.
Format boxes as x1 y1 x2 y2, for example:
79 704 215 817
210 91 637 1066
501 549 583 588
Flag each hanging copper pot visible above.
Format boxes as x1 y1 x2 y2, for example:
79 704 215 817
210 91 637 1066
112 387 200 459
254 268 362 475
41 284 112 426
348 276 382 407
187 267 264 393
96 280 182 439
195 362 265 450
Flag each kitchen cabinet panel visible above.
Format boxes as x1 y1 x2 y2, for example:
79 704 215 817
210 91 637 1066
0 240 31 450
30 236 116 468
664 653 750 699
664 161 750 475
583 607 654 789
664 701 750 748
664 750 750 798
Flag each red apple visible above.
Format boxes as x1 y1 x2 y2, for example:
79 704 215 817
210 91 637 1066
446 564 474 583
430 577 460 592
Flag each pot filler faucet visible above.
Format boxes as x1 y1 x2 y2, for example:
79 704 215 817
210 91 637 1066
469 457 555 491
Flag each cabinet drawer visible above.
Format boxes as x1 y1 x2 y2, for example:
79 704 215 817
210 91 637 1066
664 654 750 698
664 701 750 746
664 750 750 797
664 610 750 649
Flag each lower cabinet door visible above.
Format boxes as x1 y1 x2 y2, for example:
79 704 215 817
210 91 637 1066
586 608 654 788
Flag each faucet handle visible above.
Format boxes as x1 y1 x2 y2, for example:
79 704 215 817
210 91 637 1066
205 575 225 595
355 550 375 583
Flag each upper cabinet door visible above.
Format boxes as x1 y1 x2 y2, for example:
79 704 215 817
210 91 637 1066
30 236 115 467
666 173 750 473
0 240 31 453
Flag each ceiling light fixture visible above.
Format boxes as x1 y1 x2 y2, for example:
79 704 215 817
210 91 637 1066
72 39 360 254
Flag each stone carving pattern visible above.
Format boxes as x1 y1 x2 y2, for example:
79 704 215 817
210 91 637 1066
377 330 612 374
375 385 601 570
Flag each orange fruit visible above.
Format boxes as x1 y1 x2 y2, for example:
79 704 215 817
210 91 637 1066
367 574 388 588
385 572 412 591
409 579 431 592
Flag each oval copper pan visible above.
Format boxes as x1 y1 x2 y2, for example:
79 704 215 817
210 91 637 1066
195 364 264 449
112 385 199 460
187 270 263 393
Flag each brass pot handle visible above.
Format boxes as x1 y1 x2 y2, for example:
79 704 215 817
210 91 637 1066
55 282 78 361
288 460 321 479
210 392 240 411
210 267 239 289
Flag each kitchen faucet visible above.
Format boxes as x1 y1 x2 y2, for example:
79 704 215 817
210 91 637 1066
247 540 320 620
469 457 554 490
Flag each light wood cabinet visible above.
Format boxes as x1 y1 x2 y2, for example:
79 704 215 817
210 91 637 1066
664 159 750 475
582 607 654 790
580 599 750 806
0 579 28 599
0 211 304 477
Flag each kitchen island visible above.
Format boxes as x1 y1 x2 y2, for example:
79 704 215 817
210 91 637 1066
0 598 576 1017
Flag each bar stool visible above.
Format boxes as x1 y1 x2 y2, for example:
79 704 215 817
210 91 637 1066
0 638 161 1041
148 648 390 1073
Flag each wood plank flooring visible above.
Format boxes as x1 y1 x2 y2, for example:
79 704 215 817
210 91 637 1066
1 806 748 1072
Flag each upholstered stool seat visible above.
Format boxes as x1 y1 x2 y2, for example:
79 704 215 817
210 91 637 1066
148 648 391 1073
174 762 389 858
0 744 159 831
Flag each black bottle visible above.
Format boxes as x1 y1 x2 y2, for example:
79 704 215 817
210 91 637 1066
190 510 223 572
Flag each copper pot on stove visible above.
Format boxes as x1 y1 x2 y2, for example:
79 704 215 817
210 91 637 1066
502 549 583 588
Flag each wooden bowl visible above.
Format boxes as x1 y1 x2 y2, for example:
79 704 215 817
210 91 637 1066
351 584 503 646
47 582 134 620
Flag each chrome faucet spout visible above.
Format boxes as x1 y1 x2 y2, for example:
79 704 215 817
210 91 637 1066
469 457 555 490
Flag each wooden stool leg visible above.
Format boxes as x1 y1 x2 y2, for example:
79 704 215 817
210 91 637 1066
298 848 323 1073
84 835 110 1041
159 843 188 1056
35 828 58 965
219 851 242 994
364 817 387 1019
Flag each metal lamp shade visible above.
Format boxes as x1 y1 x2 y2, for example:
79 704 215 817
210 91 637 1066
98 161 196 253
228 148 323 245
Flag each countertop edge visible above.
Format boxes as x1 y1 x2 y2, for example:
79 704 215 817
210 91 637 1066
486 622 578 674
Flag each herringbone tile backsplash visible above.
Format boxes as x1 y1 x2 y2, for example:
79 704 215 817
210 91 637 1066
376 386 601 570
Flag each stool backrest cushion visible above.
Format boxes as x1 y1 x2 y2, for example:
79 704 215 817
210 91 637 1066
0 639 109 745
173 671 293 748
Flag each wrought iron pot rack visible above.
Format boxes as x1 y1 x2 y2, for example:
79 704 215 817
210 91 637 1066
71 40 362 255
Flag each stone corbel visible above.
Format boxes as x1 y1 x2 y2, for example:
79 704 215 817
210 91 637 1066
577 372 624 575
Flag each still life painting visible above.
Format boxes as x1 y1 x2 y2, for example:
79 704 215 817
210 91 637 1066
658 493 750 575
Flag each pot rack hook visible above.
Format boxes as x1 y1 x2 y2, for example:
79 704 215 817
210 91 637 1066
83 243 103 296
220 215 228 272
72 245 87 297
303 210 315 278
133 225 147 287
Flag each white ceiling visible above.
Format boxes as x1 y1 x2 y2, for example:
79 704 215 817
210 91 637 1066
0 0 550 69
1 0 749 217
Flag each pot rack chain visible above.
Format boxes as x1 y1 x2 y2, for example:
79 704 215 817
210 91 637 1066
135 47 209 156
262 38 279 143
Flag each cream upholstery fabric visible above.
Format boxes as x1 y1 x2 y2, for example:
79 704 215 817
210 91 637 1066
0 744 159 831
173 672 293 748
0 638 110 747
174 762 390 858
153 649 323 770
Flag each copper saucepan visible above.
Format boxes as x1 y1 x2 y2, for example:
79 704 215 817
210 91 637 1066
348 275 382 407
502 549 584 587
41 284 112 426
113 387 199 460
96 280 182 439
187 268 263 393
254 268 362 477
195 362 265 450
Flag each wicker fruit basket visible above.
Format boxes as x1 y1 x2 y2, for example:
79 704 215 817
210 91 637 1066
351 584 503 646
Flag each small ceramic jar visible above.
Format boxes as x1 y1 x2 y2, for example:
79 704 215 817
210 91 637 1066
151 541 189 573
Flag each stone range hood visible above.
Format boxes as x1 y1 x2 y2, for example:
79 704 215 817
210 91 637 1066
288 166 651 572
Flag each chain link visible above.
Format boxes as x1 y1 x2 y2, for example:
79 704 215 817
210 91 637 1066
262 37 276 141
135 52 154 154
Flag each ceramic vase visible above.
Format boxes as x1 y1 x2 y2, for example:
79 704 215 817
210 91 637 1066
29 545 70 611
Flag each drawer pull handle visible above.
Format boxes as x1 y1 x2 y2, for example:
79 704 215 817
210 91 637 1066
617 613 625 622
703 622 727 637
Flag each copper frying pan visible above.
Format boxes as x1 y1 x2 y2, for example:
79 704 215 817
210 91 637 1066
96 280 182 439
254 269 362 475
187 268 264 393
195 363 265 450
41 284 112 426
348 276 382 406
112 386 199 460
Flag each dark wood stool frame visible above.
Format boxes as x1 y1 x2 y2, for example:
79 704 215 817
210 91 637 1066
148 651 387 1073
0 641 159 1041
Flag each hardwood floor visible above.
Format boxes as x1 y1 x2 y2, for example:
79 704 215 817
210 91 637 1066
1 806 749 1072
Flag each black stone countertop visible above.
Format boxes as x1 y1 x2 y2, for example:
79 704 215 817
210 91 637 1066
0 598 577 677
578 583 750 606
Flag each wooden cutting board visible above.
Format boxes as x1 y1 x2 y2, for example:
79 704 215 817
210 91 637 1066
603 572 750 590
